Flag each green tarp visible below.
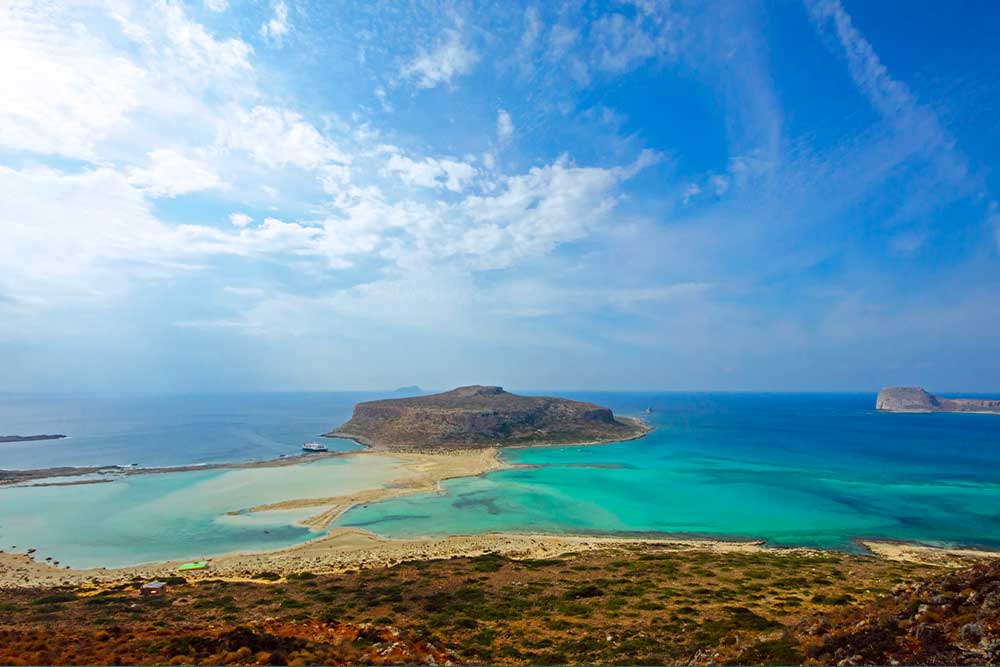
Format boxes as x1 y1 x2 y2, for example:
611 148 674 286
178 561 207 571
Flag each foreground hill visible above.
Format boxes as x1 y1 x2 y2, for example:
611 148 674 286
4 544 996 666
876 387 1000 414
326 385 649 450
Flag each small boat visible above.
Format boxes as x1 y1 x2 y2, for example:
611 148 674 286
644 407 653 414
302 441 328 452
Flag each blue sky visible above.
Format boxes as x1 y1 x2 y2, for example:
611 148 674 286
1 0 999 393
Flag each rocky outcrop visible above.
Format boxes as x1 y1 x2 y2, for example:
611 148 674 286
326 385 649 451
876 387 1000 414
803 560 1000 665
876 387 941 412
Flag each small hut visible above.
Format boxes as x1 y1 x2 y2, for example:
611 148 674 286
140 581 167 597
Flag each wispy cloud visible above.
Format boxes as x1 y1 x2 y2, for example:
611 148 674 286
401 28 478 89
496 109 514 143
804 0 972 196
260 1 291 43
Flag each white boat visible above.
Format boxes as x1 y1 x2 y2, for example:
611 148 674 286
302 441 328 452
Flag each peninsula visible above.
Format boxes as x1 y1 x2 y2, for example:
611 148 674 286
0 434 67 444
876 387 1000 414
326 384 649 450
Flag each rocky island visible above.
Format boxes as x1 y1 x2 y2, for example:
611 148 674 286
326 385 650 450
876 387 1000 414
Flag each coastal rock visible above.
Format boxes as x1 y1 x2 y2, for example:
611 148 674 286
876 387 1000 414
326 385 649 451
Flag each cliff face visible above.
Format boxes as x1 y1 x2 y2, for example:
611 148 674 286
876 387 1000 414
327 385 649 450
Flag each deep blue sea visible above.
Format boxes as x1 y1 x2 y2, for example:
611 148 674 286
0 392 371 470
2 391 1000 566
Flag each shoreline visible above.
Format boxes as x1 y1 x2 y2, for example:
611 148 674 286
4 525 999 590
0 450 350 487
3 427 1000 589
325 416 653 452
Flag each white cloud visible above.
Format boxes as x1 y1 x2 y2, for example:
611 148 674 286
0 166 177 297
496 109 514 143
589 7 677 75
374 86 393 112
318 164 353 194
0 8 144 158
229 213 253 228
384 153 478 192
455 158 625 269
0 1 253 161
260 0 290 43
401 29 478 89
156 1 254 91
220 105 349 168
204 0 229 12
0 164 345 305
591 13 656 73
128 149 222 197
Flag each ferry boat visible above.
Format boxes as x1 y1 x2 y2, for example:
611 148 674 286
302 441 328 452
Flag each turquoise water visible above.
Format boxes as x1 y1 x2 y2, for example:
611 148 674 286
2 392 1000 565
0 455 407 568
337 393 1000 552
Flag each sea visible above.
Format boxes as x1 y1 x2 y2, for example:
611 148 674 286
1 391 999 568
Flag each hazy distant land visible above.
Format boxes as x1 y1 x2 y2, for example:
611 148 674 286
877 387 1000 414
0 434 67 443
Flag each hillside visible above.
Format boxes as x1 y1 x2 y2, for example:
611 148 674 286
876 387 1000 414
325 385 649 450
4 544 995 666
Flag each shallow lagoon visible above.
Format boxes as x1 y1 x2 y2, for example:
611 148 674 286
0 455 406 568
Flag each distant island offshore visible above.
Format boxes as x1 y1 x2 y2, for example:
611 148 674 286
326 384 650 450
0 434 67 444
876 387 1000 414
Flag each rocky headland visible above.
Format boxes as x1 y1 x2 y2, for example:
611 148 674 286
326 385 650 451
876 387 1000 414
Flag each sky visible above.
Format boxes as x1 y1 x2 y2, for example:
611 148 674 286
1 0 999 393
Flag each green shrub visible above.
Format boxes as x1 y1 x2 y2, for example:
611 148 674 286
564 584 603 599
32 593 76 605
